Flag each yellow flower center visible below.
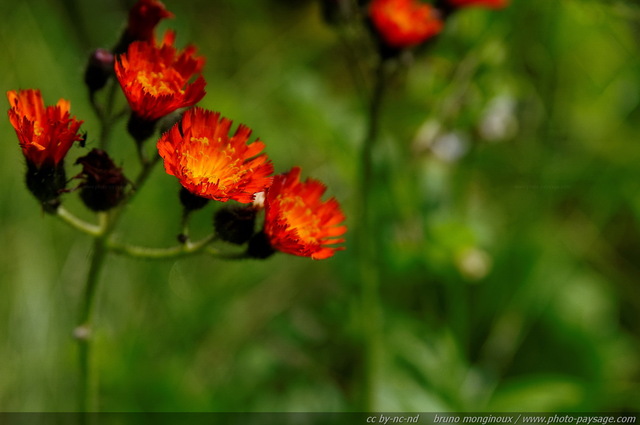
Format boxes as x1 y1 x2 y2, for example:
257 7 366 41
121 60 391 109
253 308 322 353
278 195 321 242
136 70 184 96
181 137 244 191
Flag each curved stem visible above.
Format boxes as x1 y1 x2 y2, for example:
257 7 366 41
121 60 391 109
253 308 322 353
57 207 103 237
108 234 217 259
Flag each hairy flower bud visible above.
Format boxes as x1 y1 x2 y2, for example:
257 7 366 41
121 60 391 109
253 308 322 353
247 231 276 259
213 205 257 245
25 162 67 213
75 149 128 212
84 48 115 95
179 186 210 212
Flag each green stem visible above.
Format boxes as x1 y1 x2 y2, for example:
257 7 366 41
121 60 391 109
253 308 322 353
74 214 109 413
360 61 388 208
72 148 160 414
357 58 391 411
57 207 102 237
130 153 161 200
108 234 217 259
97 80 121 150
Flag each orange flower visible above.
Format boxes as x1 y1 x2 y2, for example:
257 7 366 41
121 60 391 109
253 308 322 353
448 0 508 8
126 0 174 42
157 108 274 203
369 0 443 49
263 167 347 260
115 31 206 121
7 89 83 168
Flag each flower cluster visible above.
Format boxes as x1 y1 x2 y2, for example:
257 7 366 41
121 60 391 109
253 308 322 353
156 107 347 259
6 0 347 260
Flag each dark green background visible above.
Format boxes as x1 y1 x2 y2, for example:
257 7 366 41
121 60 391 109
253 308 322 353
1 0 639 412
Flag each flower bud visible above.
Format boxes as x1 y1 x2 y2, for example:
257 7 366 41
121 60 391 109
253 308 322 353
179 187 210 212
75 149 128 212
84 48 115 95
25 161 67 213
127 112 158 145
113 0 174 54
213 206 257 245
247 231 276 259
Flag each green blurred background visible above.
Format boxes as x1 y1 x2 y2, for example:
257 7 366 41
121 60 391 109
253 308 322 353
1 0 639 413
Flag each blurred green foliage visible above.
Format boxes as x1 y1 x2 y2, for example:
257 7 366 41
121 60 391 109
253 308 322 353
1 0 639 413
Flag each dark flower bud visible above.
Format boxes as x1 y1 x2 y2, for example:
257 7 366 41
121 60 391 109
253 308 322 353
246 231 276 259
127 112 158 145
84 48 115 94
213 206 257 245
179 186 209 212
25 161 67 214
75 149 128 212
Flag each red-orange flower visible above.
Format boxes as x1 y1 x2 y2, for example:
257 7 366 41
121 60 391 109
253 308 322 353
157 107 274 203
263 167 347 260
369 0 444 49
115 31 206 121
126 0 174 42
7 89 84 168
448 0 508 8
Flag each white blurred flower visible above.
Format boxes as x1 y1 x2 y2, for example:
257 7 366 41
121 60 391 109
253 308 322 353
480 95 518 142
456 247 492 281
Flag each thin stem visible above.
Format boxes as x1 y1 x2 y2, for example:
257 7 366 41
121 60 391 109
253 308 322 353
336 22 370 109
57 206 103 237
136 141 148 166
108 234 217 259
360 61 387 207
130 153 161 200
97 80 121 150
357 58 391 411
73 138 159 415
74 220 109 414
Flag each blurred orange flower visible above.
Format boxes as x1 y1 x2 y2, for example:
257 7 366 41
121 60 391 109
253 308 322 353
7 89 83 168
369 0 443 48
157 108 274 203
115 31 206 121
126 0 174 42
263 167 347 260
